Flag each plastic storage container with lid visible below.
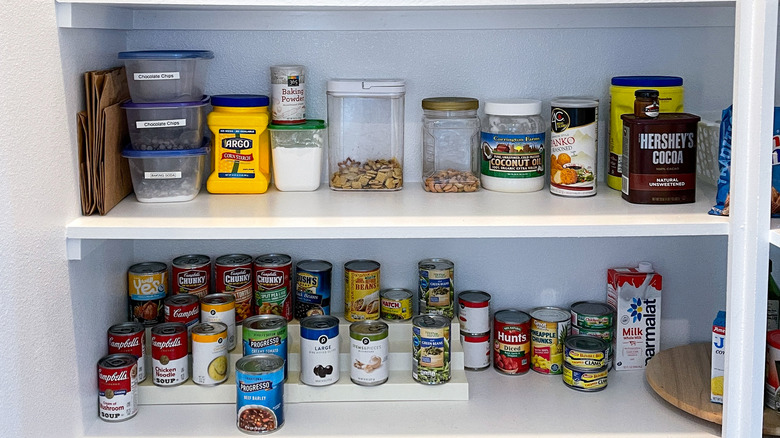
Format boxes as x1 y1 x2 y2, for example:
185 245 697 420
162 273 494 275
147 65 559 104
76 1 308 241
122 96 209 150
327 79 405 191
269 120 327 192
480 99 546 192
122 141 209 203
421 97 481 193
118 50 214 103
206 94 271 194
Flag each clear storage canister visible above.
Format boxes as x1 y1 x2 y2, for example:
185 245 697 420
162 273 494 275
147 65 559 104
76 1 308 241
269 120 326 192
422 97 481 193
327 79 405 191
480 99 546 192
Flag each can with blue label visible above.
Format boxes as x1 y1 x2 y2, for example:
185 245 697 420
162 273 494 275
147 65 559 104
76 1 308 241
294 260 332 320
300 315 340 386
243 314 288 381
236 354 285 434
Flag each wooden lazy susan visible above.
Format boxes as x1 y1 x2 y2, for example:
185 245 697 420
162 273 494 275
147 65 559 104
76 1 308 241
645 342 780 435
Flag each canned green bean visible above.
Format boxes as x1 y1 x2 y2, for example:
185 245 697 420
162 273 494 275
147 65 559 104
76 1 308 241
419 258 455 319
412 315 451 384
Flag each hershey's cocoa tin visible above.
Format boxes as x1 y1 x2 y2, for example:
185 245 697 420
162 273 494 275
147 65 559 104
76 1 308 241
550 97 599 197
461 332 491 370
380 288 413 321
215 254 254 324
151 322 189 386
107 322 147 383
620 112 700 204
344 259 381 322
191 322 229 386
300 315 340 386
98 353 138 422
172 254 210 298
128 261 168 326
243 314 288 381
236 354 285 434
294 260 332 320
412 315 451 384
458 290 491 334
254 254 293 321
419 258 455 319
493 309 531 375
350 320 389 386
201 293 237 351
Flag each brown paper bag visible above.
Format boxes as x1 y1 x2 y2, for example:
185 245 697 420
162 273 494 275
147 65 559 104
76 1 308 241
99 103 132 214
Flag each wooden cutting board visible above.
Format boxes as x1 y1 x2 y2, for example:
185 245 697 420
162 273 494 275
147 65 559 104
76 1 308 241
645 342 780 435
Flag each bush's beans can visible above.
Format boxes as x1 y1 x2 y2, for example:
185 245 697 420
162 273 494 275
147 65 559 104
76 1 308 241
128 262 168 326
570 325 613 369
107 322 146 383
458 290 491 334
151 322 189 386
294 260 332 320
172 254 210 298
570 301 615 329
550 97 599 197
419 258 455 319
300 315 340 386
412 315 451 385
192 322 229 386
564 335 609 370
461 332 491 371
350 320 389 386
243 314 288 381
530 306 571 375
215 254 254 324
270 64 305 124
164 293 200 349
98 353 138 422
236 354 285 434
563 362 608 391
254 254 293 321
380 288 413 321
201 293 237 351
344 260 381 322
494 309 531 375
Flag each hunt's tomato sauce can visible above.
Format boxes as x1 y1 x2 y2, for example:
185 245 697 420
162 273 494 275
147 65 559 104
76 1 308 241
107 322 146 383
216 254 254 324
98 353 138 422
172 254 211 298
151 322 189 386
494 309 531 375
254 254 293 321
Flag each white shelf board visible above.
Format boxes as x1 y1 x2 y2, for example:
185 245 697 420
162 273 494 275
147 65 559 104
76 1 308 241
66 185 728 259
88 368 721 437
770 220 780 248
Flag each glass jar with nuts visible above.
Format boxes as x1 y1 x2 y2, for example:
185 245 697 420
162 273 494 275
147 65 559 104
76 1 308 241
422 97 481 193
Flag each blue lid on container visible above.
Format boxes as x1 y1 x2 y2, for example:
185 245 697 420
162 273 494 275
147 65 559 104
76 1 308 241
122 145 209 159
611 76 683 87
211 94 270 107
118 50 214 60
122 96 210 109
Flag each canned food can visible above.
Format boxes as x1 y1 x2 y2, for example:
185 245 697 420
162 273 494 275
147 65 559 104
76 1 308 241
254 254 293 321
766 330 780 409
493 309 531 375
412 315 451 384
570 301 615 329
98 353 138 422
458 290 491 334
151 322 189 386
570 325 613 369
530 306 571 375
564 335 609 370
164 293 200 332
300 315 340 386
236 354 285 434
192 322 229 386
172 254 211 298
128 261 168 326
107 322 147 383
294 260 332 320
550 97 599 197
461 332 491 371
345 260 381 322
216 254 254 324
243 314 288 381
201 293 237 351
419 258 455 319
270 64 305 124
350 320 389 385
380 288 413 321
562 362 608 392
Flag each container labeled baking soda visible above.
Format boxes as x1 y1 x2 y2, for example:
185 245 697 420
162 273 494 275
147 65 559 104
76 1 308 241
606 262 662 371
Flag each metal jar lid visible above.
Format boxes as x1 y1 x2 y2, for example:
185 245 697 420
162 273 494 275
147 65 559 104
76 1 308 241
172 254 210 269
243 314 287 331
422 97 479 111
215 254 253 267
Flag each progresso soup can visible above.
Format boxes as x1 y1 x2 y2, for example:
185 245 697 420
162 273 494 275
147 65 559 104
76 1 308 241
300 315 340 386
419 258 455 319
171 254 210 298
254 254 293 321
128 261 168 326
412 315 451 385
215 254 254 324
243 314 288 381
236 354 285 434
350 320 389 386
344 259 381 322
294 260 332 320
494 309 531 375
97 353 138 422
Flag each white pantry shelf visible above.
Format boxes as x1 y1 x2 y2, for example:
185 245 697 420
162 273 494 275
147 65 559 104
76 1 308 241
770 220 780 248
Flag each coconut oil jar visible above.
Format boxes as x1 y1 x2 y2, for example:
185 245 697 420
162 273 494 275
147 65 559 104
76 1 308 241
480 99 546 192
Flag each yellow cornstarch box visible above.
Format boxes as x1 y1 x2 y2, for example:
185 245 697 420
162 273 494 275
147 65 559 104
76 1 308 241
711 310 726 403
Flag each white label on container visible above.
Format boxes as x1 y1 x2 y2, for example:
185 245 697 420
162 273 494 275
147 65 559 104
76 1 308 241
136 119 186 129
145 172 182 180
134 72 181 80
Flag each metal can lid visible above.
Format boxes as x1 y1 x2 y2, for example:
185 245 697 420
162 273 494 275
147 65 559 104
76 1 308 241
530 306 571 323
300 315 340 330
422 97 479 111
215 254 253 266
550 96 599 108
244 314 287 331
108 322 145 336
192 321 227 336
345 259 381 272
172 254 210 269
458 290 491 305
254 254 292 267
570 301 615 318
296 259 333 273
128 262 167 275
151 322 187 336
350 320 389 339
412 315 451 329
236 353 285 374
494 309 531 325
165 293 199 306
201 293 235 305
418 258 454 270
98 353 138 369
380 288 413 301
565 335 609 353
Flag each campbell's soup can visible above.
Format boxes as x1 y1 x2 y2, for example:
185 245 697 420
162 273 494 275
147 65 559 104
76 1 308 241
254 254 293 321
550 97 599 197
461 332 491 371
530 306 571 375
151 322 189 386
191 322 229 386
107 322 146 383
236 354 285 434
300 315 340 386
419 258 455 319
243 314 288 381
458 290 491 334
294 260 332 320
201 293 237 351
380 288 413 321
412 315 451 384
128 262 168 326
98 353 138 422
766 330 780 409
494 309 531 375
350 320 389 386
344 260 381 322
216 254 254 324
172 254 210 298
